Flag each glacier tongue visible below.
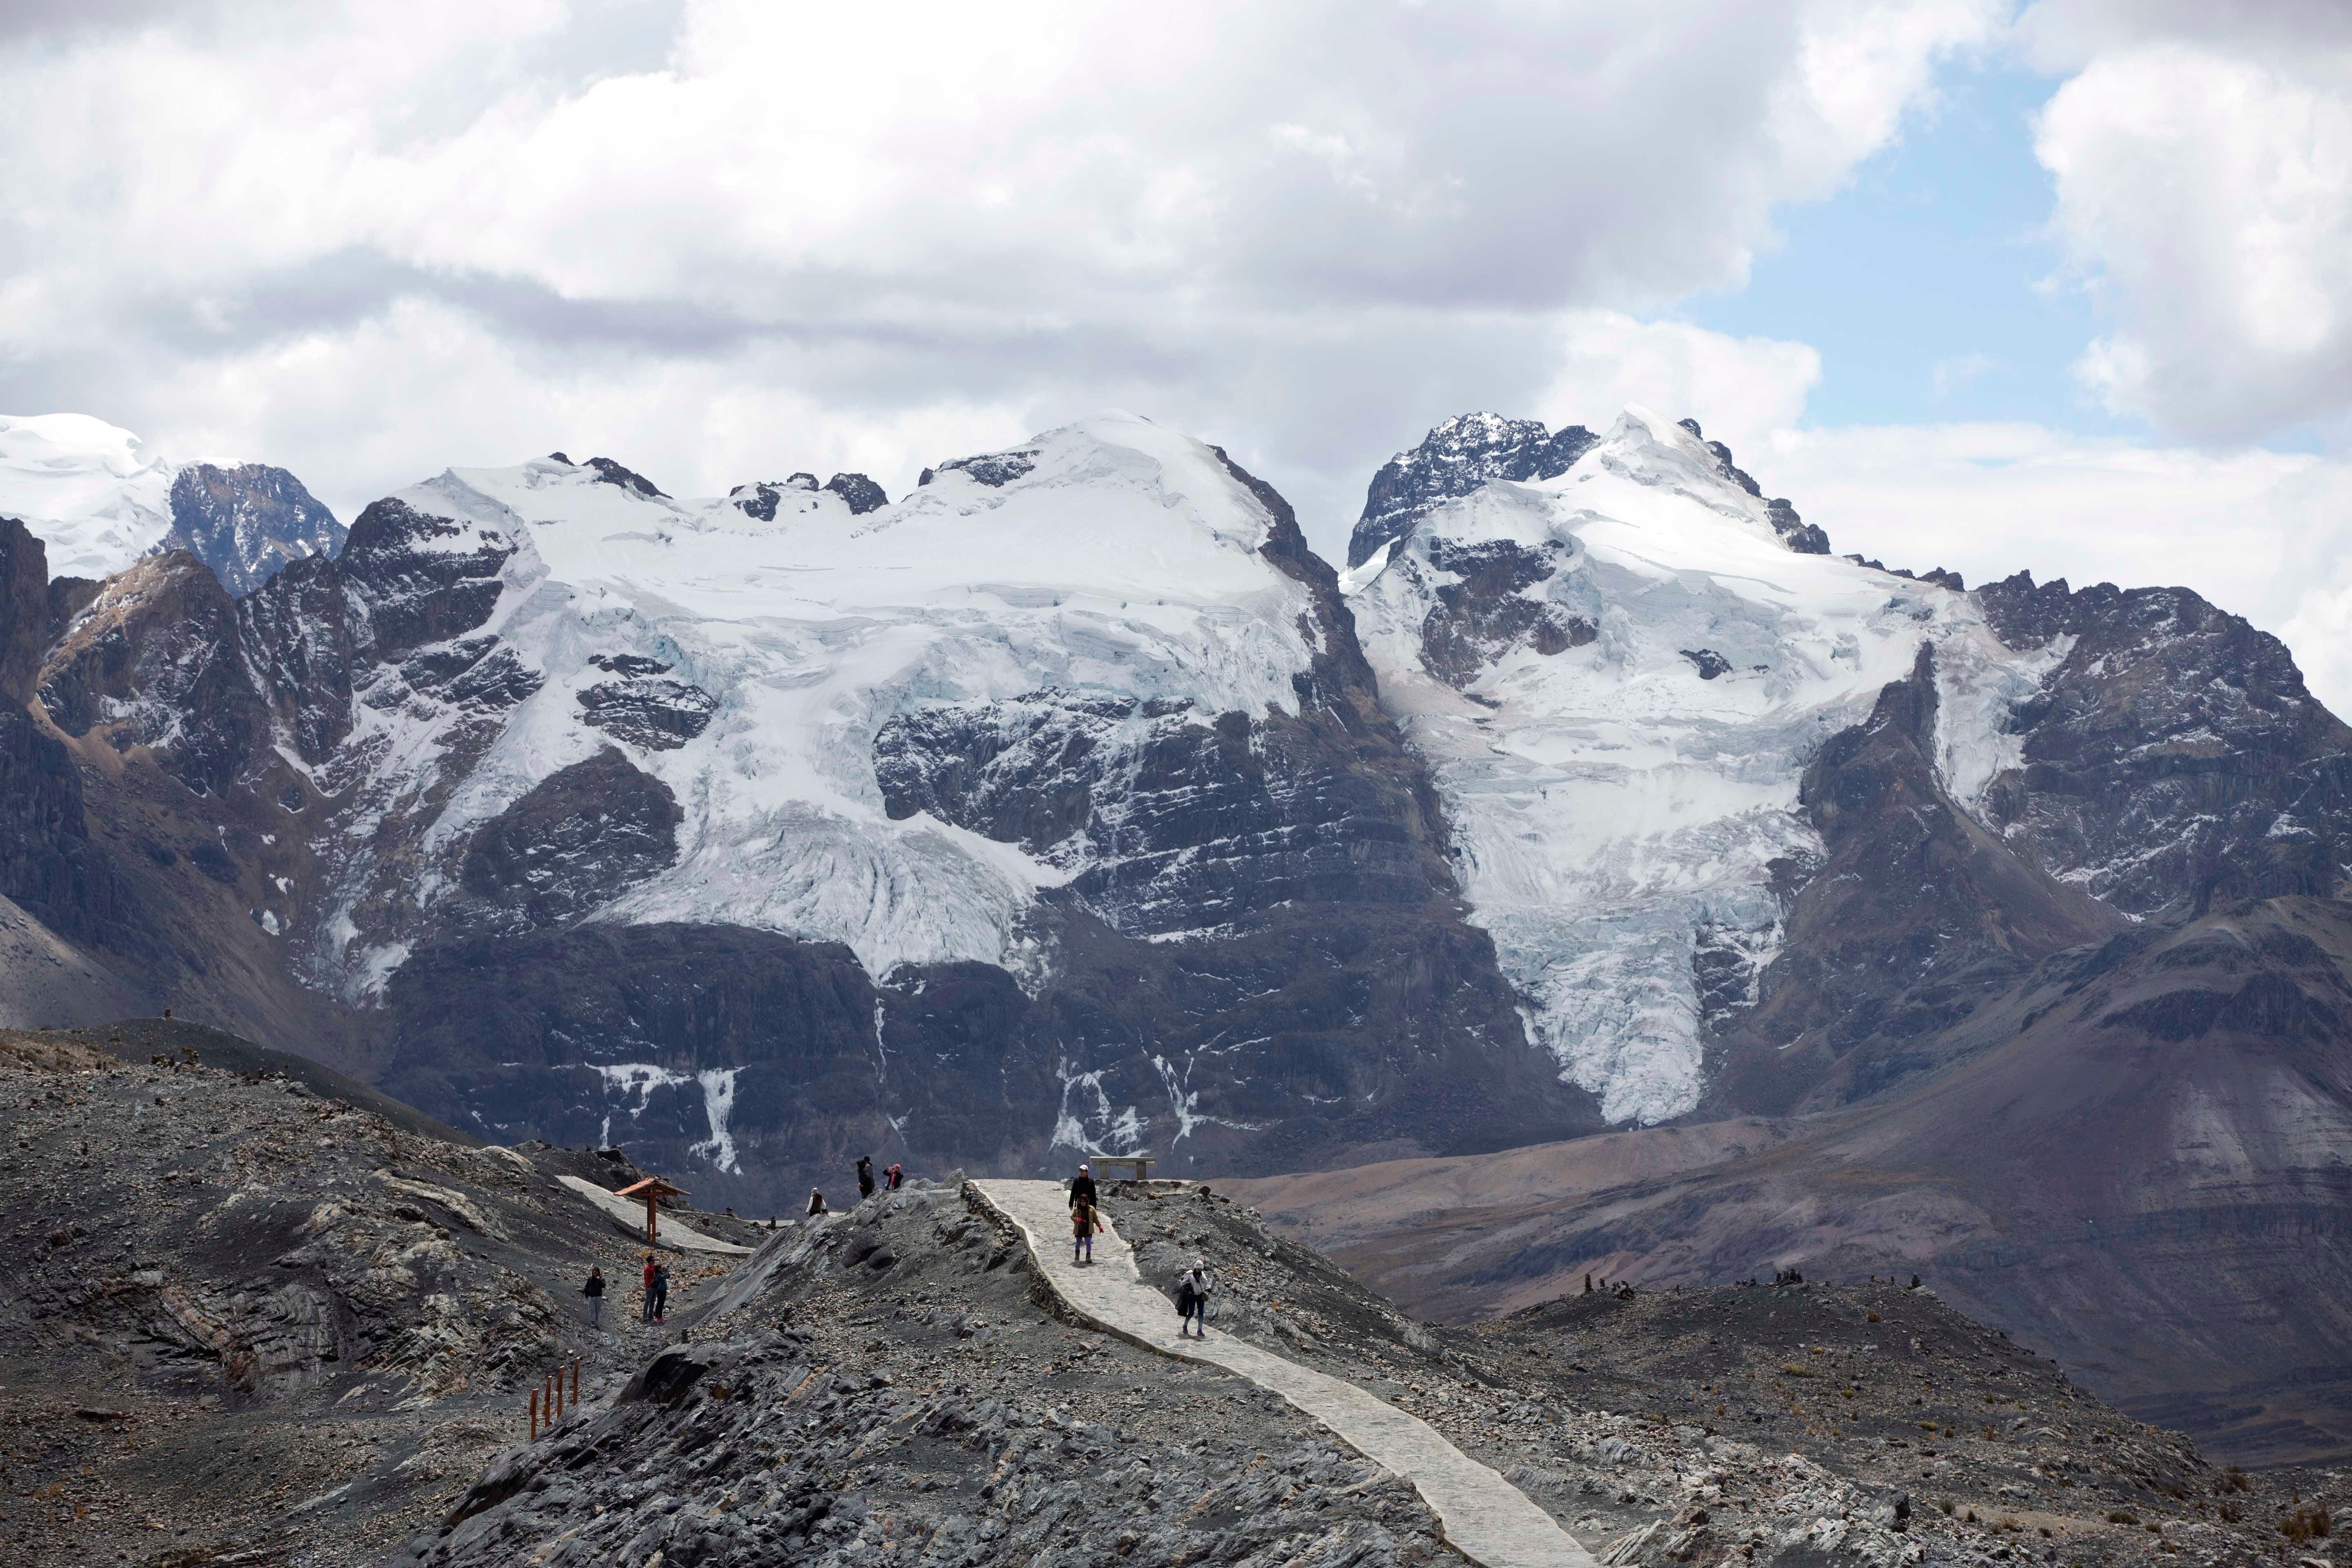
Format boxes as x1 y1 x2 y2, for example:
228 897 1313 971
1345 405 2040 1123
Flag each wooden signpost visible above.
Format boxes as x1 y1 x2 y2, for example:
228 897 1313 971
613 1176 689 1244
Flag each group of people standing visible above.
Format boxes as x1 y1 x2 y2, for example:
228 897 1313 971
808 1154 907 1216
578 1258 670 1326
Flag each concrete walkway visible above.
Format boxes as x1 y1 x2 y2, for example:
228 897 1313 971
971 1179 1595 1568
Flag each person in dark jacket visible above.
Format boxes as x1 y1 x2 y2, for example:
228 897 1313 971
856 1155 876 1200
584 1265 606 1327
807 1189 828 1216
885 1162 904 1191
652 1262 671 1322
1069 1163 1096 1212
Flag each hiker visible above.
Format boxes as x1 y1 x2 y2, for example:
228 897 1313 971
583 1265 606 1327
641 1253 658 1322
856 1155 876 1200
807 1189 828 1216
1583 1274 1592 1294
652 1261 671 1323
1176 1258 1213 1337
1069 1162 1096 1212
886 1162 904 1191
1072 1199 1098 1265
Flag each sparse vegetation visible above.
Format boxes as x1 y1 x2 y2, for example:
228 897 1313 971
2282 1506 2332 1543
2108 1511 2140 1526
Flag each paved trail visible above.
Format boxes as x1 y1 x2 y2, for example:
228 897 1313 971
972 1179 1596 1568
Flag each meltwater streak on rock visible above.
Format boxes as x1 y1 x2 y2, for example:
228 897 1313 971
973 1178 1595 1568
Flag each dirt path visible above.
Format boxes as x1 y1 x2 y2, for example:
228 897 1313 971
972 1178 1597 1568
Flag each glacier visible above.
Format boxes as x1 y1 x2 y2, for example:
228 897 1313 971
1342 406 2051 1123
292 412 1325 1002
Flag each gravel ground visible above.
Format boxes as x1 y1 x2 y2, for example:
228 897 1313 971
4 1031 2339 1568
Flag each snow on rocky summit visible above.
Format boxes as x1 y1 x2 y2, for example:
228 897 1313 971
1342 406 2059 1123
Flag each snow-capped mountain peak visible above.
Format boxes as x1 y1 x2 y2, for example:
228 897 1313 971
1343 405 2038 1123
0 412 343 592
0 412 176 579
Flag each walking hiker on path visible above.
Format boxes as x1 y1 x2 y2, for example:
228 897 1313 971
652 1262 671 1323
584 1265 606 1327
807 1189 828 1216
1176 1258 1214 1337
641 1253 658 1322
1069 1162 1096 1212
1072 1199 1098 1265
856 1155 876 1200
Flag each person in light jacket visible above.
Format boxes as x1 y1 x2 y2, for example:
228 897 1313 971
1177 1260 1213 1337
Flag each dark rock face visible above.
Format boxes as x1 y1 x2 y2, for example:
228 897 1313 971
457 748 681 933
35 552 270 798
165 463 345 597
1678 647 1732 681
1416 538 1594 688
875 692 1437 932
730 482 787 521
0 517 48 706
583 456 666 497
577 677 717 751
934 449 1038 487
238 497 519 767
1976 569 2352 920
1348 412 1597 567
1708 646 2123 1114
823 472 888 514
381 924 914 1199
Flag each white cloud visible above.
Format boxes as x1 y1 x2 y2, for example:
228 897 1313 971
1929 351 2001 397
1762 422 2352 711
2022 2 2352 439
0 0 1999 552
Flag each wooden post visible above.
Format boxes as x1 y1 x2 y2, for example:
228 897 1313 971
644 1192 657 1244
529 1386 539 1440
572 1358 581 1408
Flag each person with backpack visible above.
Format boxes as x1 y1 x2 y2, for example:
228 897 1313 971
1068 1163 1096 1213
1176 1259 1213 1336
652 1261 671 1323
807 1189 828 1216
856 1155 876 1200
640 1253 657 1322
1072 1198 1098 1265
583 1265 606 1327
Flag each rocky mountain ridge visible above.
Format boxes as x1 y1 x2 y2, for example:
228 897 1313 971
4 401 2352 1466
0 413 344 595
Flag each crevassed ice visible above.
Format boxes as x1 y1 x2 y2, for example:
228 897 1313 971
294 412 1324 1001
1346 405 2049 1123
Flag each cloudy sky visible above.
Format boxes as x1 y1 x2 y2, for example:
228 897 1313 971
5 1 2352 699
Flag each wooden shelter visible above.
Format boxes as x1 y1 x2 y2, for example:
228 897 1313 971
614 1176 690 1244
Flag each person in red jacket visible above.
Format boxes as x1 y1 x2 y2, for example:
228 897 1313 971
640 1253 658 1322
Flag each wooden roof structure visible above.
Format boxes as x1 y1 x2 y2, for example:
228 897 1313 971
615 1176 690 1244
